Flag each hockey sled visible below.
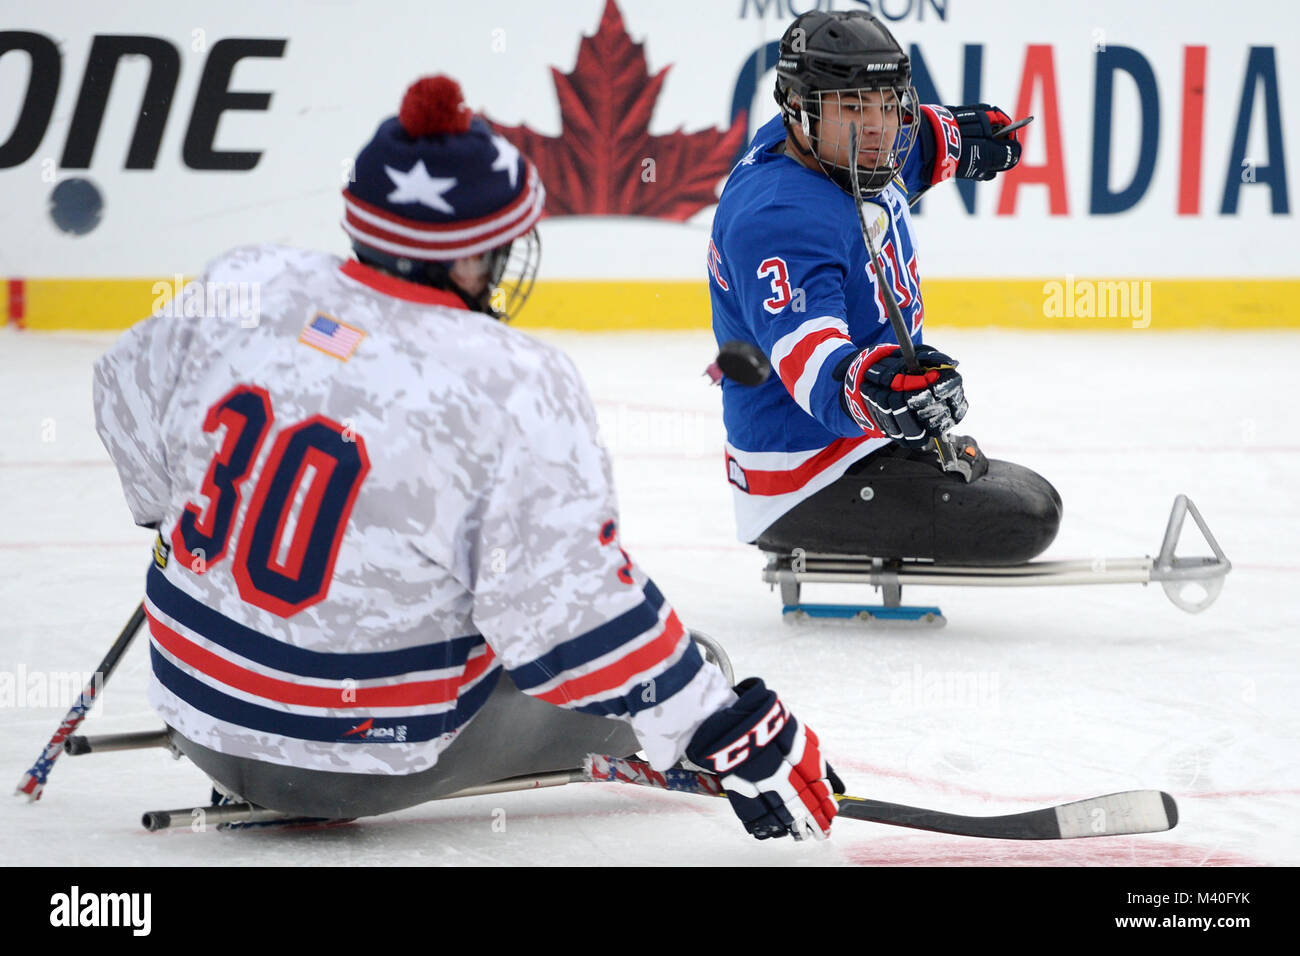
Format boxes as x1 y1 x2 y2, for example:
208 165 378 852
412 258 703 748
19 585 1182 843
45 633 1177 842
763 494 1230 626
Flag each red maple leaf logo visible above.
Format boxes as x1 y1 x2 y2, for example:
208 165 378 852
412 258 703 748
487 0 748 221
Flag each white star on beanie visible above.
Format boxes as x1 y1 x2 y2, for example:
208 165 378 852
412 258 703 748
489 134 520 190
384 160 457 213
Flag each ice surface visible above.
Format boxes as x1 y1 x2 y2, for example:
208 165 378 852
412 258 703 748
2 324 1297 866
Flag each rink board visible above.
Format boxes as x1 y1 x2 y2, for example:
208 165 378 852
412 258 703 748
5 277 1299 331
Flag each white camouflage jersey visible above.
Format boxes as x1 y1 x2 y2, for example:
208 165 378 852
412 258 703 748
94 243 733 775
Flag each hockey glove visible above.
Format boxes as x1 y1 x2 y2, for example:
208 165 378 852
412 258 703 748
945 104 1022 181
841 343 967 447
686 678 842 841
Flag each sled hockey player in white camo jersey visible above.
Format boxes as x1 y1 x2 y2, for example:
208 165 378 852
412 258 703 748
92 76 841 840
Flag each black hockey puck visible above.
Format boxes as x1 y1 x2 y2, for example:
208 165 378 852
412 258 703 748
49 177 104 235
716 340 771 387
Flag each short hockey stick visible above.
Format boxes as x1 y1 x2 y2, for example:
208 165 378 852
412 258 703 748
994 115 1033 139
848 122 970 479
15 601 147 801
585 755 1179 840
849 122 919 372
139 760 720 831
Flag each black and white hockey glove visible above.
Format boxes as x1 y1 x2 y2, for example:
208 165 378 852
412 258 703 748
945 103 1022 181
841 343 968 447
686 679 842 841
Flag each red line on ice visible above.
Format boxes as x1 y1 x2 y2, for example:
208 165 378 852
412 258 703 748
843 838 1265 867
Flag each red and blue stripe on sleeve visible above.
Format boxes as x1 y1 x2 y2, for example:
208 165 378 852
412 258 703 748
767 316 862 435
506 579 704 718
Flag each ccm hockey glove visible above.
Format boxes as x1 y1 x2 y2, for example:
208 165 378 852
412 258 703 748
841 343 967 446
686 678 842 841
945 103 1022 180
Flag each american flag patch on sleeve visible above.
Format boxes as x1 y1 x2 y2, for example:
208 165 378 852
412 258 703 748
299 312 364 360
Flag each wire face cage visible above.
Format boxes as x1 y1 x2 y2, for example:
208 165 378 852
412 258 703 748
795 85 920 199
489 228 541 322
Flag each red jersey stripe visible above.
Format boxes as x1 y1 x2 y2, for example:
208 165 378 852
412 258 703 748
733 434 876 496
777 328 853 393
535 610 686 706
147 609 489 708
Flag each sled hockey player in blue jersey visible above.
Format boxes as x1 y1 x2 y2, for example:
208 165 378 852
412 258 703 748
709 11 1061 570
92 76 841 841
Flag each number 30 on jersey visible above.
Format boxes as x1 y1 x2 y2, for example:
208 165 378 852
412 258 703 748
171 384 370 618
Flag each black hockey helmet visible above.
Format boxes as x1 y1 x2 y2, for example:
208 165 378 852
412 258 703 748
774 10 919 198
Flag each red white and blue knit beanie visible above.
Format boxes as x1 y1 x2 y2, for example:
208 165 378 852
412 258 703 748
342 76 544 261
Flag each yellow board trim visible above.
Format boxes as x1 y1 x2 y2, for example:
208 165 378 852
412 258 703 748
6 277 1299 331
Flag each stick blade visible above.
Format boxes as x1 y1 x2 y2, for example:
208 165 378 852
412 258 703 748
1053 789 1178 838
835 788 1178 840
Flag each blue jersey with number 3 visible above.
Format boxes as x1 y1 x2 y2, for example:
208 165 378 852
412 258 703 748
707 110 958 541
